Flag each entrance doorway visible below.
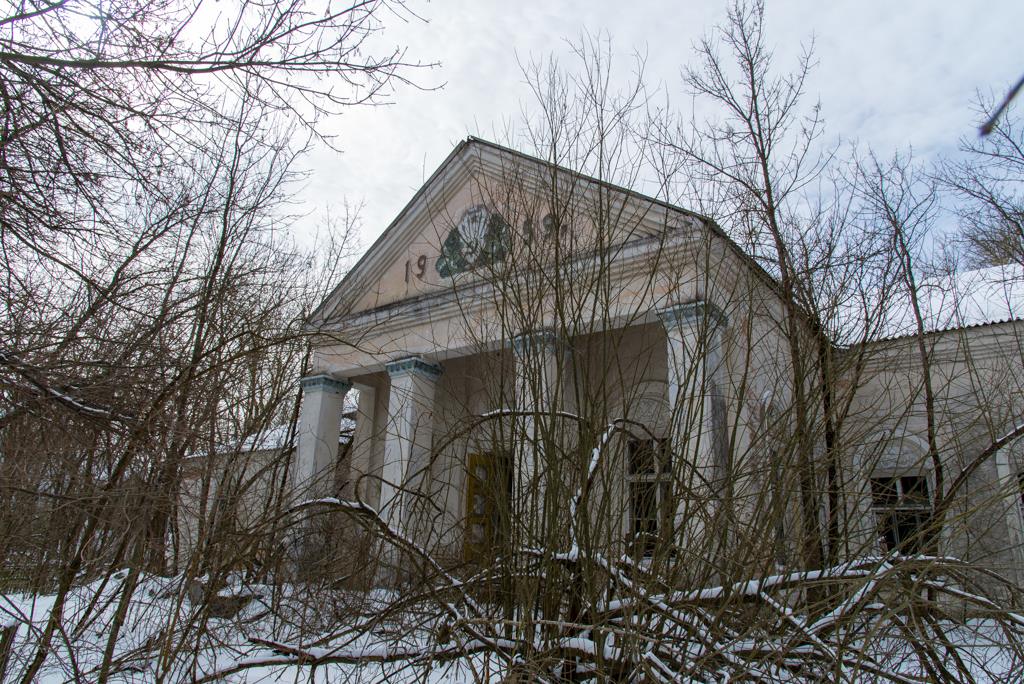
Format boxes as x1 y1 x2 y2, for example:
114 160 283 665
463 452 512 562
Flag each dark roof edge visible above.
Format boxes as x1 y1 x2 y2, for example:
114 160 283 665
462 136 713 223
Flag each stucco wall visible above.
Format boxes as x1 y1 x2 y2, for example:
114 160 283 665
844 321 1024 588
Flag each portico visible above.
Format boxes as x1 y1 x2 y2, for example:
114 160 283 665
293 305 730 560
291 137 767 566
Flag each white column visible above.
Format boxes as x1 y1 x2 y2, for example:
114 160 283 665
380 357 442 535
658 301 727 533
510 330 562 537
992 449 1019 583
294 374 351 501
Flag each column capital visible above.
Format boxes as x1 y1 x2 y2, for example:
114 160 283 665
509 328 558 356
385 356 443 380
657 300 727 330
300 373 351 394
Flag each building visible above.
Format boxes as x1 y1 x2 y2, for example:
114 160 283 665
176 419 355 571
292 137 1024 586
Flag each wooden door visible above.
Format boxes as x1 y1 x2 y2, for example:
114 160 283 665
463 452 511 562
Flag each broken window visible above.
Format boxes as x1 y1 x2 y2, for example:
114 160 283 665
627 438 672 556
1017 471 1024 520
869 475 931 555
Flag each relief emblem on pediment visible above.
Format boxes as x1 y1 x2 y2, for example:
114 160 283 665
436 204 510 278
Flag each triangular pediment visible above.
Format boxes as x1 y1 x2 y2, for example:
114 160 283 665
309 138 708 328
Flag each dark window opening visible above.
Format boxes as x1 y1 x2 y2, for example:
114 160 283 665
870 475 931 555
1017 472 1024 518
627 438 672 556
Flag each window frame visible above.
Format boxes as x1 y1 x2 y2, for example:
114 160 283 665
868 474 932 555
626 437 673 557
1016 471 1024 521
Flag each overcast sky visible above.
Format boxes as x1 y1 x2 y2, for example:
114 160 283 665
294 0 1024 253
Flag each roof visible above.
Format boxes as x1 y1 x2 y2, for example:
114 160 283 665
237 418 356 453
308 138 1024 354
183 413 358 463
306 136 788 329
306 138 477 327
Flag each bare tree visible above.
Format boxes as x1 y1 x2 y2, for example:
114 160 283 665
189 26 1024 681
943 100 1024 269
0 93 364 679
655 0 843 571
8 3 1024 683
0 1 415 679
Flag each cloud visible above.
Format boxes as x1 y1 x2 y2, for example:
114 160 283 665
293 0 1024 252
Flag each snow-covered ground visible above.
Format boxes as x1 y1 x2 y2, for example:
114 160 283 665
3 564 1023 682
0 572 501 683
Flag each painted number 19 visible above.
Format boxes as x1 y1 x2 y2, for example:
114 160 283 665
405 255 427 283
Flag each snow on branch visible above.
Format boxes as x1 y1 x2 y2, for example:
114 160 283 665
0 350 136 426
